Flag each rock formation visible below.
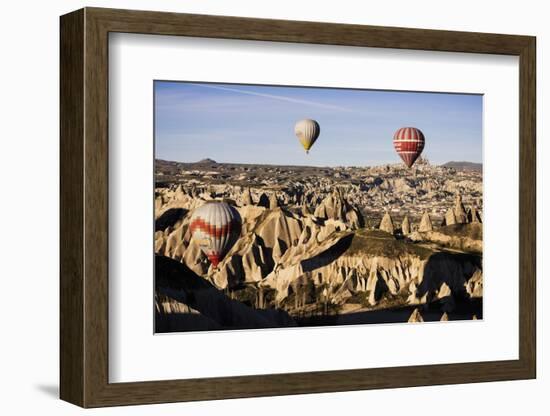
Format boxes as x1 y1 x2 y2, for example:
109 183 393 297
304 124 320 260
444 207 457 226
242 188 253 205
468 206 482 223
453 193 468 224
379 211 394 234
465 269 483 298
301 202 312 216
418 211 433 232
408 308 424 323
314 190 364 229
269 192 279 209
154 158 484 330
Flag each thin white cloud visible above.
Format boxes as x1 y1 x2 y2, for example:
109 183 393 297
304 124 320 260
189 83 356 113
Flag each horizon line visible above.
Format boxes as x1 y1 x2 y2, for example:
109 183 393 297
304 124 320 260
155 157 483 169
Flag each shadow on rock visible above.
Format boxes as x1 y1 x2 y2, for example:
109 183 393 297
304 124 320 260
155 255 295 332
155 208 188 231
417 251 482 302
301 233 354 273
297 297 482 327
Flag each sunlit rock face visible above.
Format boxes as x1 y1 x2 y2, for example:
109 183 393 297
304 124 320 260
418 212 433 232
314 190 365 230
379 211 394 235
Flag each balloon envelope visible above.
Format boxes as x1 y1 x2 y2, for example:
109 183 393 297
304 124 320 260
189 201 241 267
295 119 320 153
393 127 425 168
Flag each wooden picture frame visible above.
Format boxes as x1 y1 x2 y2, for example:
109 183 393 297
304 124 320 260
60 7 536 408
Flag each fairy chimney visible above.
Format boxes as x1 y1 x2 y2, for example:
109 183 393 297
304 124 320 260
379 211 395 234
242 188 253 206
468 206 482 223
444 207 457 226
408 308 424 323
418 211 433 232
453 193 468 224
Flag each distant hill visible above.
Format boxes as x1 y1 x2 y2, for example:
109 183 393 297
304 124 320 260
156 157 483 173
441 161 482 172
194 158 217 165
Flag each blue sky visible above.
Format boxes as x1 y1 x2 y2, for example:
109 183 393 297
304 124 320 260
154 81 482 166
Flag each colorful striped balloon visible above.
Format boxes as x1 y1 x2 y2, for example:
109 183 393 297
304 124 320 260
295 119 320 154
189 201 242 268
393 127 425 168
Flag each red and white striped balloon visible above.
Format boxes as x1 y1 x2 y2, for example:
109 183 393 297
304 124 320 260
189 201 242 268
393 127 425 168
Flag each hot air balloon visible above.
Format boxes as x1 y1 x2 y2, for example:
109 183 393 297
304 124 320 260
295 119 320 154
189 201 242 268
393 127 425 168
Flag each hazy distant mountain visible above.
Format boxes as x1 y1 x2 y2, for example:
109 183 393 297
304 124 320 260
157 158 483 175
441 161 482 172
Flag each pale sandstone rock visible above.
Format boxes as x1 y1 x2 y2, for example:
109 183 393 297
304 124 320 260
408 308 424 323
379 211 395 234
437 282 452 299
269 192 279 209
444 207 457 226
453 193 468 224
465 269 483 298
314 190 364 229
242 187 253 205
418 211 433 232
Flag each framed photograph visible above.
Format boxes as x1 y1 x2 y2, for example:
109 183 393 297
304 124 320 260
60 7 536 407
